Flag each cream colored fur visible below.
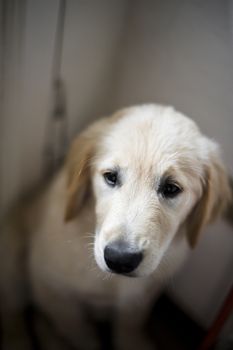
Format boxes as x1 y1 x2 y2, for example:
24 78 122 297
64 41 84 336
0 104 231 350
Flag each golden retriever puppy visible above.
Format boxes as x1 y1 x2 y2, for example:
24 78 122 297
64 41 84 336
0 105 231 350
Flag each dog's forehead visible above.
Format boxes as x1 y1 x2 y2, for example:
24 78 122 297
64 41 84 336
98 105 202 171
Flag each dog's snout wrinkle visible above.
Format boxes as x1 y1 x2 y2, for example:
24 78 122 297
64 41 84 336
104 241 143 274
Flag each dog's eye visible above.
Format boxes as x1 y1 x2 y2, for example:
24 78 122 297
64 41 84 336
160 182 182 198
103 171 118 187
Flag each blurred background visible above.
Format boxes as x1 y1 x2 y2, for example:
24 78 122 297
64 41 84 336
0 0 233 348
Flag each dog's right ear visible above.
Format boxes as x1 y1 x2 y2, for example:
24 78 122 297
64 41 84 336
186 151 232 248
64 118 111 222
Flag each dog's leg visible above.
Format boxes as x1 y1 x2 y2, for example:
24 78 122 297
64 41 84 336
33 311 75 350
114 284 161 350
30 278 102 350
114 303 155 350
34 307 101 350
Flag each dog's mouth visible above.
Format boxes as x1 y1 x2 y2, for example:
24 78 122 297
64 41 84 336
106 267 138 278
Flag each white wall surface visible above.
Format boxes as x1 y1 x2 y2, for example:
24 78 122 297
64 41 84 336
0 0 127 213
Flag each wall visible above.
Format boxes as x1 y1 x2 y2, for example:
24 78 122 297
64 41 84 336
0 0 128 213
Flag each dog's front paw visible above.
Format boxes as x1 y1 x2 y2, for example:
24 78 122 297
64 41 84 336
1 327 33 350
115 330 157 350
1 314 34 350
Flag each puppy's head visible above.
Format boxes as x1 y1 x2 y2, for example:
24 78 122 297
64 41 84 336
65 105 231 277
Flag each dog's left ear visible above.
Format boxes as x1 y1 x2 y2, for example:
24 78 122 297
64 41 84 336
186 148 232 248
64 118 111 222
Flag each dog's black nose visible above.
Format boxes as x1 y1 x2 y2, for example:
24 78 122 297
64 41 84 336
104 241 143 274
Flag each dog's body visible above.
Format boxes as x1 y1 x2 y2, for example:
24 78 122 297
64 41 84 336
0 105 231 349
